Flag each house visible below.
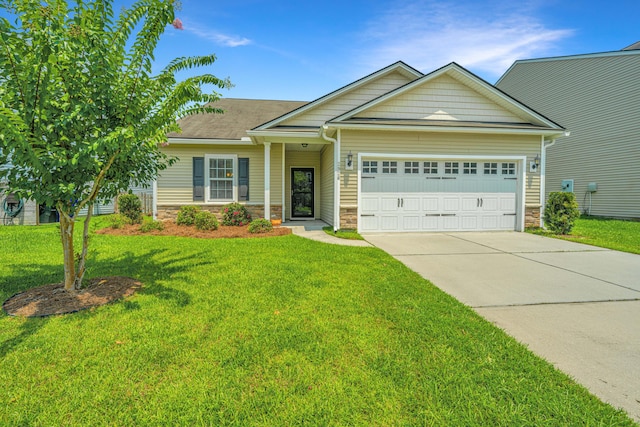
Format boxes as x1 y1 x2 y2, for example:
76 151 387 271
156 62 566 233
496 43 640 219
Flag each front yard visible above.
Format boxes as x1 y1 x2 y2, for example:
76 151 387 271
0 222 634 426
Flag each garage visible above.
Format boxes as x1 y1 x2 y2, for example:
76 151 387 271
359 157 522 232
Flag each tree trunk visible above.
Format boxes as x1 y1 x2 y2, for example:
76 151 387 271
74 203 93 289
58 208 77 291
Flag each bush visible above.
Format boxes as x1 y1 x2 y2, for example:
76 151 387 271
118 193 143 224
107 213 129 229
176 205 201 226
194 211 218 231
544 192 580 235
248 218 273 234
221 202 251 226
139 220 164 233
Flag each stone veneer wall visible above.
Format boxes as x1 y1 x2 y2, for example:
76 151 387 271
525 206 541 228
339 206 358 230
157 205 282 221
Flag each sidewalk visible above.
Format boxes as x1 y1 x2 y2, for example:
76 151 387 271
282 220 371 247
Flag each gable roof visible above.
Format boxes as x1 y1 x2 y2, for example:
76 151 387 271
328 62 564 133
252 61 423 131
168 98 307 140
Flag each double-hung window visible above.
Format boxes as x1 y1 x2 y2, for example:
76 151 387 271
205 154 237 202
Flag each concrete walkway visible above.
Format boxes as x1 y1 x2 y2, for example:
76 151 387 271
364 232 640 423
282 220 371 247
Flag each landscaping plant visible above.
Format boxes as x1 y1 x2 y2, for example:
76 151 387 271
248 218 273 234
0 0 231 290
139 219 164 233
221 202 252 226
544 192 580 234
176 205 201 226
118 194 143 225
194 211 218 231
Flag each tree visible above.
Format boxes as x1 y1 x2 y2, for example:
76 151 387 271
0 0 230 290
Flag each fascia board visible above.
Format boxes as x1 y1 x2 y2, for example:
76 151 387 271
246 130 321 139
327 122 565 137
252 62 423 131
167 138 254 146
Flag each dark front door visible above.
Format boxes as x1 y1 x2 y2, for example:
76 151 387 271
291 168 314 218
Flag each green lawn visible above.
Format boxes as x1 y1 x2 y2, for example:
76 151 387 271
0 221 634 426
533 216 640 254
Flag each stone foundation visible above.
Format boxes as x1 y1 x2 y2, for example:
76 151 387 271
157 204 282 221
525 206 541 228
339 206 358 230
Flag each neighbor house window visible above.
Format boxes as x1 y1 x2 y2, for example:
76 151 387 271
404 161 419 174
205 155 237 202
382 161 397 174
444 162 459 174
362 160 378 174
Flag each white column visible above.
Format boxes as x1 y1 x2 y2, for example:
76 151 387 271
264 141 271 220
281 143 286 221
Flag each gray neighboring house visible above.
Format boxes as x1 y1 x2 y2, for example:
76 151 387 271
496 43 640 219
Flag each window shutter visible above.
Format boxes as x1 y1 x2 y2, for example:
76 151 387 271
238 158 249 201
193 157 204 201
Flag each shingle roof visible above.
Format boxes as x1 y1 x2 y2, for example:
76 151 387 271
622 41 640 51
167 98 308 140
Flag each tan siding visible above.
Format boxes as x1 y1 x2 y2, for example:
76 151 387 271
358 74 524 123
320 144 335 225
339 130 541 207
280 71 414 127
158 144 284 206
497 53 640 218
284 150 322 220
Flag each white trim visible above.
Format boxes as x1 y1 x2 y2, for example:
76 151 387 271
247 130 321 139
327 122 564 137
357 153 527 233
335 129 341 231
204 154 238 203
264 142 271 219
281 143 286 222
168 138 253 146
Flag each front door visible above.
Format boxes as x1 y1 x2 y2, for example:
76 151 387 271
291 168 314 218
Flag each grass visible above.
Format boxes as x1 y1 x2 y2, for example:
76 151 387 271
0 220 635 426
530 216 640 254
322 226 364 240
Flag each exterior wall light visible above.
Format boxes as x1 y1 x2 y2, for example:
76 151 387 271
301 143 308 148
346 151 354 170
530 154 540 173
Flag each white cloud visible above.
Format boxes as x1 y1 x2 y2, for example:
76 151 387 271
356 0 573 80
186 24 251 48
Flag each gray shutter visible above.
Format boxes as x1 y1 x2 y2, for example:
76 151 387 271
238 158 249 201
193 157 204 201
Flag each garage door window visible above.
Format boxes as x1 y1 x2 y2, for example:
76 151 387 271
424 161 438 174
484 162 498 175
363 160 378 174
463 162 477 175
502 162 516 175
444 162 459 174
382 161 398 174
404 161 420 174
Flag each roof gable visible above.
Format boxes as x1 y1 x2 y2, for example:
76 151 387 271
331 63 563 130
254 61 422 130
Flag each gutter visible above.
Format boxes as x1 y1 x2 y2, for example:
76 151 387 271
321 125 340 232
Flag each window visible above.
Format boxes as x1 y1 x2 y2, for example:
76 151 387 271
444 162 459 174
382 161 397 174
206 155 237 202
404 161 419 174
502 162 516 175
363 160 378 174
463 162 477 175
484 162 498 175
424 161 438 174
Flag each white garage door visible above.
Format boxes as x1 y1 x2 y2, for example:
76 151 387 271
359 159 519 232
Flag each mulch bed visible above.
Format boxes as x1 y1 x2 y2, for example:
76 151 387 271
3 222 291 318
3 276 141 318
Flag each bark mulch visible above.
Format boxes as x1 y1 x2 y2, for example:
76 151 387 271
3 222 291 318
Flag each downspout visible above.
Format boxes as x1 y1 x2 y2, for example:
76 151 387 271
540 134 563 228
321 125 339 232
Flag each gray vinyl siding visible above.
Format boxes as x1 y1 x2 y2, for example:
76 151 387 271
320 143 335 226
496 52 640 218
340 130 541 208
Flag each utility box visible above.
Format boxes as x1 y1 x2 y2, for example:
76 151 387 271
587 182 598 192
561 179 574 193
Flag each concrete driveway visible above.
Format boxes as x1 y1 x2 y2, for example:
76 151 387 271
364 232 640 423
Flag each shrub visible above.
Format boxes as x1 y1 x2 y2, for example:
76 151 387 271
544 192 580 235
139 220 164 233
176 205 201 226
248 218 273 234
118 193 143 224
221 202 251 226
107 213 129 229
194 211 218 231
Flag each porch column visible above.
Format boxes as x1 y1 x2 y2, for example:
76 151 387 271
264 141 271 219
